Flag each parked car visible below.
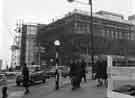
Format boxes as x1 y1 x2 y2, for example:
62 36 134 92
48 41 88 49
5 72 16 78
0 74 6 85
45 66 69 78
45 67 56 78
16 70 48 86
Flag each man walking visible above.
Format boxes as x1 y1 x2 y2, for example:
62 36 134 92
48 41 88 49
102 59 108 87
95 59 103 87
22 63 30 94
81 59 87 82
69 59 76 90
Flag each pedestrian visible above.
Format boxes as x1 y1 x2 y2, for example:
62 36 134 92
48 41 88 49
69 59 81 90
75 59 82 88
22 63 30 94
1 78 8 98
81 59 87 82
55 67 60 90
101 60 108 87
2 86 8 98
69 59 76 90
95 59 103 87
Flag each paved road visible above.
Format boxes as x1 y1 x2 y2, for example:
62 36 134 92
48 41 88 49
4 78 107 98
20 79 107 98
0 78 57 98
0 73 107 98
43 79 107 98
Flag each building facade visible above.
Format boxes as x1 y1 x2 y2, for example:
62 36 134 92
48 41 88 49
38 9 135 65
17 10 135 67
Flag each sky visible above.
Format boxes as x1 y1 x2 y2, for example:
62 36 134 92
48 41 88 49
0 0 135 68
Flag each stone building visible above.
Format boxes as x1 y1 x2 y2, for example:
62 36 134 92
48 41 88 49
37 9 135 65
17 10 135 67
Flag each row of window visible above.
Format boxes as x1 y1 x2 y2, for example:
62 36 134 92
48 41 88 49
75 22 135 40
102 29 132 40
75 14 130 29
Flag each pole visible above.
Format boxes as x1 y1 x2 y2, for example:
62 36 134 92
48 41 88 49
55 47 59 90
89 0 94 79
56 51 58 68
38 42 41 65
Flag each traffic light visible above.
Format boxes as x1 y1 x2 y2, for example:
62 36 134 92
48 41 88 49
67 0 74 2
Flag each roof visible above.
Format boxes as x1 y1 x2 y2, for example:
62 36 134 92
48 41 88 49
71 9 134 25
96 10 124 19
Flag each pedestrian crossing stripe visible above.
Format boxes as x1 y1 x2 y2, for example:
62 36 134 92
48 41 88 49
9 91 24 97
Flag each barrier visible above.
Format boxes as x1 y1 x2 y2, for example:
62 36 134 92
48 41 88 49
107 55 135 98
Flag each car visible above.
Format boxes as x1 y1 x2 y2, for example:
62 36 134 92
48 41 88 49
0 74 6 85
16 70 48 86
45 66 69 78
45 67 56 78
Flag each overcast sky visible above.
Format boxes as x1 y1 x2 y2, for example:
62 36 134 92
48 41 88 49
0 0 135 67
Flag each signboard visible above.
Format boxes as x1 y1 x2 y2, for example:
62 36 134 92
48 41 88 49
107 55 135 98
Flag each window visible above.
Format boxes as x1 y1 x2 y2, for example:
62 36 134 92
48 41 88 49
111 30 114 38
115 32 118 39
101 29 105 37
87 24 90 33
122 32 128 39
125 32 129 40
106 30 110 38
131 32 135 40
131 32 134 40
118 32 122 39
127 32 130 40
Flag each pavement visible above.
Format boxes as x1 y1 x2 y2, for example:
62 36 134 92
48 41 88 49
8 80 107 98
6 73 107 98
45 79 107 98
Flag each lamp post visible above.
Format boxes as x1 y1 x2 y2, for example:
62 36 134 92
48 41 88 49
89 0 95 79
67 0 94 79
54 40 61 90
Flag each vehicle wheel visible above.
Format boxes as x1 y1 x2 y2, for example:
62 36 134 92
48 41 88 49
16 82 20 86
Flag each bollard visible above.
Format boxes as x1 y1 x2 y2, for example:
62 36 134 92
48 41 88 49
2 86 8 98
55 69 60 90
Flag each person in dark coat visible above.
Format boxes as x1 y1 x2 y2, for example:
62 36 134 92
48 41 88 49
69 59 82 90
69 59 77 90
55 67 60 90
95 59 103 87
22 63 30 94
2 86 8 98
101 60 108 87
81 59 87 82
76 59 82 88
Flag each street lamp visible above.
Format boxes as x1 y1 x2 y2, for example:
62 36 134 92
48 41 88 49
67 0 94 79
54 40 61 67
54 40 61 90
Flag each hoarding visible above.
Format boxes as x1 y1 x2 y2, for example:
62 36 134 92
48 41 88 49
107 55 135 98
